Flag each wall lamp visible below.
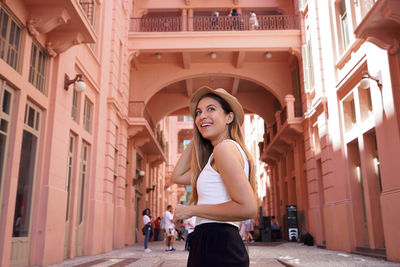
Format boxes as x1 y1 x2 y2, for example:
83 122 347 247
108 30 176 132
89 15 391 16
146 181 157 193
359 71 382 90
64 74 86 92
139 170 145 177
265 52 272 59
156 52 162 60
210 52 217 59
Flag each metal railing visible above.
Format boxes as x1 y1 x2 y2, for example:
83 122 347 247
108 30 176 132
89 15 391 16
361 0 378 18
79 0 95 25
130 15 299 32
130 17 182 32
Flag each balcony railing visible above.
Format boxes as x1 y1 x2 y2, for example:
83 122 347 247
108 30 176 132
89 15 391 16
361 0 378 17
130 17 182 32
265 95 303 146
79 0 95 25
130 15 299 32
128 101 155 132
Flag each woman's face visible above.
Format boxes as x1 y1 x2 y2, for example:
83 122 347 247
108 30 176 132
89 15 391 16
195 97 233 145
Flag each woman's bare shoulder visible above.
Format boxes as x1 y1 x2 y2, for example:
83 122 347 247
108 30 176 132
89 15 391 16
213 140 242 160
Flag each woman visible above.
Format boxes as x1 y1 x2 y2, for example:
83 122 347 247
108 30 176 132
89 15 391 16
172 86 257 267
142 208 152 253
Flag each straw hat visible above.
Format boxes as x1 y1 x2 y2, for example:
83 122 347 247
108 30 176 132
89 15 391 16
189 86 244 126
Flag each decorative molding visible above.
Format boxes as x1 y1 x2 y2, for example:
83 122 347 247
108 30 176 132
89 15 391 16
45 42 57 57
26 19 39 37
133 137 150 147
47 31 84 54
128 126 144 137
28 8 70 34
354 0 400 55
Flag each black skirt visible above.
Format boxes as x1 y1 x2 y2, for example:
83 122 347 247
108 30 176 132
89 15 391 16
187 223 249 267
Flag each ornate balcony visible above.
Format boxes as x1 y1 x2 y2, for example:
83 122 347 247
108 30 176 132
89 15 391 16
128 101 166 163
130 15 299 32
260 95 303 164
23 0 96 55
354 0 400 54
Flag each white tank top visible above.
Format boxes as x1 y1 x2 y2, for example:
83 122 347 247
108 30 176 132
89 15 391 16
196 139 249 228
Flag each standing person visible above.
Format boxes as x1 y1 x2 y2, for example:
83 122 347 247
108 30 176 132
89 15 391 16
244 218 255 243
153 216 161 241
172 86 257 267
230 8 240 30
185 216 196 251
142 208 152 253
211 11 219 30
249 12 259 30
163 205 176 252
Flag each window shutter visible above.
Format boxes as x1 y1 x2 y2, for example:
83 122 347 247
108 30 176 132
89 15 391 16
301 44 310 93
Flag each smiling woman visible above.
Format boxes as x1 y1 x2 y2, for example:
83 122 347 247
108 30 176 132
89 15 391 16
171 86 257 267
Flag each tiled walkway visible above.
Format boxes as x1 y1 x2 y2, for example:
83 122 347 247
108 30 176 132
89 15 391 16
50 240 400 267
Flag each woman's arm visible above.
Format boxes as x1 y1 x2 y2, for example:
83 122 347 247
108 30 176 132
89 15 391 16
174 141 257 221
171 141 193 185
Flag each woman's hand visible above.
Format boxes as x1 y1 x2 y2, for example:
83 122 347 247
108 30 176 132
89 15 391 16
171 141 193 185
174 204 193 221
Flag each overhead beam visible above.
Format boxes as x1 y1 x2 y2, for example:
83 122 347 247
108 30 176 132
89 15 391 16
235 51 246 68
182 52 191 69
231 77 240 96
186 79 193 97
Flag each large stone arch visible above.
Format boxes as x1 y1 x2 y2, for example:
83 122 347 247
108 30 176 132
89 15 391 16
129 58 293 106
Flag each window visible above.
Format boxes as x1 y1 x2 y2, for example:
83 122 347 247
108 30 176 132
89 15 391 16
66 133 76 220
83 97 93 133
29 42 47 93
78 141 90 224
13 102 41 237
0 6 22 70
338 0 350 51
301 40 315 93
0 81 13 199
71 89 79 122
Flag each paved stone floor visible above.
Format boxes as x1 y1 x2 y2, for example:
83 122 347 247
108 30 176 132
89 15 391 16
49 240 400 267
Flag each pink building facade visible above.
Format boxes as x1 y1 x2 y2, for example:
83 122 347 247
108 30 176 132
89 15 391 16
261 0 400 262
0 0 399 266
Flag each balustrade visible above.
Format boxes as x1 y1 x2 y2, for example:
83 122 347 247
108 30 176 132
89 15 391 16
130 15 299 32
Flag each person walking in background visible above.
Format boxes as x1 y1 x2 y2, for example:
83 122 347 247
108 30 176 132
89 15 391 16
172 86 257 267
249 12 259 30
153 216 161 241
185 216 196 251
244 218 255 243
163 205 176 252
142 208 152 253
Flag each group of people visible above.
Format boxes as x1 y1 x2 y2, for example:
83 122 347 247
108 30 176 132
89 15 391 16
211 9 259 30
142 205 196 253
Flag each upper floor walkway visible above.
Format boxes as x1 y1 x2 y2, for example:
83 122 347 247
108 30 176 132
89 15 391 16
130 14 299 32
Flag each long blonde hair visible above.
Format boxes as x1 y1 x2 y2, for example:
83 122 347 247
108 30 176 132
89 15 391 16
189 93 256 205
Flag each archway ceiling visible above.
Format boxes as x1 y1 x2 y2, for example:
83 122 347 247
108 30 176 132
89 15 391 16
136 50 294 125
